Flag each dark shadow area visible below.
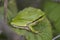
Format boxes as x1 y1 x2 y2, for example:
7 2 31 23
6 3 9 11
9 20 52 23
16 0 45 11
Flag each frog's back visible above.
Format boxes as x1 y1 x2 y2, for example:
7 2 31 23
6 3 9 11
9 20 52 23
11 7 45 26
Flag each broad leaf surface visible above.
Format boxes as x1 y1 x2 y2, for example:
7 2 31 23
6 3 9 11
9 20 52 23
44 0 60 40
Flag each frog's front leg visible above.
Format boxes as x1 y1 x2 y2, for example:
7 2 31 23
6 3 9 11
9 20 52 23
13 24 38 33
28 26 39 33
17 26 39 33
27 17 44 33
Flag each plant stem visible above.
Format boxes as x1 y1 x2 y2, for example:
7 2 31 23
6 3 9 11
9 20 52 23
4 0 8 23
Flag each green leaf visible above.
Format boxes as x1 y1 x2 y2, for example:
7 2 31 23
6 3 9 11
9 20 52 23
44 1 60 39
8 0 18 14
0 6 15 23
11 17 52 40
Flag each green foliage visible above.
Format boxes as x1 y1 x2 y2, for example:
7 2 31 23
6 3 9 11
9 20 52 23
8 0 18 14
0 0 60 40
0 33 7 40
44 1 60 40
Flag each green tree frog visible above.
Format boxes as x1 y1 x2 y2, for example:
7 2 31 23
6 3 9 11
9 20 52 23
11 7 45 33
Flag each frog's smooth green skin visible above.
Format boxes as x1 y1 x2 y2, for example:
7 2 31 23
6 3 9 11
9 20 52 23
11 7 45 33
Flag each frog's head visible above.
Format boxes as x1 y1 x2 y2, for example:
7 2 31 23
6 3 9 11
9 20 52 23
11 7 45 27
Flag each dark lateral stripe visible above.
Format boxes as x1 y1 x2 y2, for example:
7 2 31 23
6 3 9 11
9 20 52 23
27 15 45 25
